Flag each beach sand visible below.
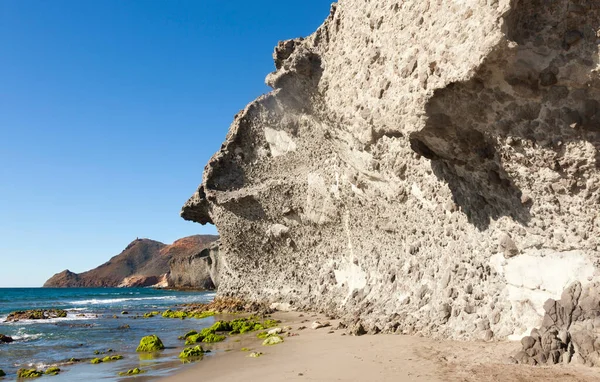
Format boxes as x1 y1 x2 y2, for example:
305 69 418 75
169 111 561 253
164 311 600 382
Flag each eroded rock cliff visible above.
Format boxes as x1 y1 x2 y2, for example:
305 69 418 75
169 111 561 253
182 0 600 365
168 241 220 290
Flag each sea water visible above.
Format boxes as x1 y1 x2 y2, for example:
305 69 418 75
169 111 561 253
0 288 216 380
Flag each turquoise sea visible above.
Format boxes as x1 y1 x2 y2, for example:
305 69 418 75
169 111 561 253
0 288 216 380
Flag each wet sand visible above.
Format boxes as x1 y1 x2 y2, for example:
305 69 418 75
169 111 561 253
163 311 600 382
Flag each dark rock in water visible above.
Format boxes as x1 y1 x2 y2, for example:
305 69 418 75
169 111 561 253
45 367 60 376
0 334 14 343
0 369 5 377
17 369 43 378
118 368 145 376
43 235 218 288
5 309 67 322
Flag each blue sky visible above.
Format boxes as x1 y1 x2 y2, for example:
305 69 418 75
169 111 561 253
0 0 331 287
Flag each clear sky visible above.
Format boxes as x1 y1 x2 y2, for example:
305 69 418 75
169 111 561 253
0 0 332 287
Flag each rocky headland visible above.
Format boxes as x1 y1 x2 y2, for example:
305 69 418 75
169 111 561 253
168 241 220 290
43 235 218 288
181 0 600 367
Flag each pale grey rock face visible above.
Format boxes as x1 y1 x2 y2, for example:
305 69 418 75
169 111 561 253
182 0 600 357
168 242 220 290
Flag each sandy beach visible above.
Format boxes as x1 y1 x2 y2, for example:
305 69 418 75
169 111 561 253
164 311 600 382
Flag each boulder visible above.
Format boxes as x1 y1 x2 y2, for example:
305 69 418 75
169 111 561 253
5 309 67 322
0 334 14 343
262 335 284 346
17 369 42 378
179 345 205 358
135 335 164 352
118 368 145 376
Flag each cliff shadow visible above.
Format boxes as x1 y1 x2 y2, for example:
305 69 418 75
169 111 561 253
409 0 600 230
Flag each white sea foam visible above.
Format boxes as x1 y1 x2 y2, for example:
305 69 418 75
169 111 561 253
68 296 178 305
3 313 95 325
12 332 43 341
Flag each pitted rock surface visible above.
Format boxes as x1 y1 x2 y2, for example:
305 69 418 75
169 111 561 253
513 281 600 366
182 0 600 345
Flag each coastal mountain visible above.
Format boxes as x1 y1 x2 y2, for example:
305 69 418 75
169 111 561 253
43 235 218 288
181 0 600 367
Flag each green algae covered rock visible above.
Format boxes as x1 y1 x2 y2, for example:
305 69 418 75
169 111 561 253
178 330 197 340
189 311 215 319
185 330 198 337
90 358 102 364
249 352 263 358
241 347 251 351
161 310 215 320
178 345 205 359
262 335 284 346
143 311 160 318
202 333 225 343
44 367 60 375
118 368 145 376
209 317 279 335
184 333 203 345
161 310 187 319
256 331 270 339
6 309 67 322
263 319 279 328
0 369 5 377
17 369 43 378
101 355 123 362
136 335 164 352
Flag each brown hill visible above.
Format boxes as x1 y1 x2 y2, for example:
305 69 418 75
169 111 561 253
43 235 218 287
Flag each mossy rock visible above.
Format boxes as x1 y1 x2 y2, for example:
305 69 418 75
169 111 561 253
189 311 215 319
178 330 197 340
202 333 226 343
101 355 123 362
263 319 279 328
143 311 160 318
262 335 284 346
249 352 263 358
161 310 187 319
44 367 60 375
178 345 205 359
0 369 5 377
17 369 43 378
136 335 164 352
241 347 251 351
256 331 270 339
90 358 102 364
224 317 279 335
185 333 204 345
118 368 145 376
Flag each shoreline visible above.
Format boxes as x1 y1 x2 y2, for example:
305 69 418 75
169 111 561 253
162 311 600 382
